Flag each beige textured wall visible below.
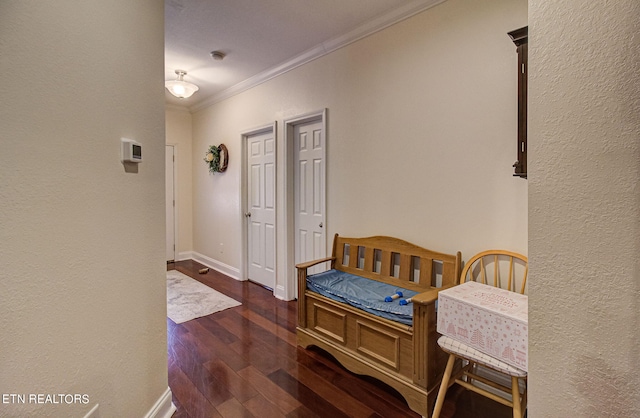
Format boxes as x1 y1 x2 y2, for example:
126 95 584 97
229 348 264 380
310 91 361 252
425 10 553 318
529 0 640 416
166 109 194 259
0 1 169 417
188 0 528 281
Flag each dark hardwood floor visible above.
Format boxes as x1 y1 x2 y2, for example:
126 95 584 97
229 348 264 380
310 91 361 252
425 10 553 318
167 260 513 418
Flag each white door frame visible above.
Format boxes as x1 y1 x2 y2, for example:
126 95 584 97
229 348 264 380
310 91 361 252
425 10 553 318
166 144 177 262
280 109 327 301
240 122 277 290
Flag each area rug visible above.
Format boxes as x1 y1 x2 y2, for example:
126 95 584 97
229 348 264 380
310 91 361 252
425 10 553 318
167 270 241 324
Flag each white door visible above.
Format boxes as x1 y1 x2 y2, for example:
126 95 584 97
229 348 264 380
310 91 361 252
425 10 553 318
294 119 326 274
165 145 175 262
246 130 276 289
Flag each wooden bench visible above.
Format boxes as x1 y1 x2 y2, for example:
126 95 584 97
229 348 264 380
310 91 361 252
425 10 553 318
296 234 461 416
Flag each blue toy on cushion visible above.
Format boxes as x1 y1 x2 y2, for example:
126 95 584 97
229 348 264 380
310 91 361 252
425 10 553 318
399 297 413 306
384 291 403 302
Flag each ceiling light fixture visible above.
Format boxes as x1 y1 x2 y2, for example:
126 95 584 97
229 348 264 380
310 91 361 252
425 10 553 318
165 69 199 99
210 51 226 61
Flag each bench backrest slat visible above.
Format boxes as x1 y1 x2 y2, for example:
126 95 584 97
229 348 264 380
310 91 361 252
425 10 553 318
349 244 359 269
399 254 412 281
420 257 434 286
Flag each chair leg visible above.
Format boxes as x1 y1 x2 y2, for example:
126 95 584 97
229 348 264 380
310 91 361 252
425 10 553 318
511 376 522 418
432 354 456 418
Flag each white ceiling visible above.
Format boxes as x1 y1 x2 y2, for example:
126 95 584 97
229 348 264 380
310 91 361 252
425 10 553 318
165 0 445 111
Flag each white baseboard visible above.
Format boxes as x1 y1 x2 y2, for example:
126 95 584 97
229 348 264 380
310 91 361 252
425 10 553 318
191 251 242 281
274 284 289 301
144 387 176 418
82 404 99 418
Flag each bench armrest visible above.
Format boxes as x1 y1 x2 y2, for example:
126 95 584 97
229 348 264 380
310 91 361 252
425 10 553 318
295 256 335 271
297 256 335 328
411 284 456 305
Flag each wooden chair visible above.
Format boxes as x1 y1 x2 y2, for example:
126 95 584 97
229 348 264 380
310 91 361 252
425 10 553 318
432 250 528 418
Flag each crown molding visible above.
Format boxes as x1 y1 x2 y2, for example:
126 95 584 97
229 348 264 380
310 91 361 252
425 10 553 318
189 0 445 113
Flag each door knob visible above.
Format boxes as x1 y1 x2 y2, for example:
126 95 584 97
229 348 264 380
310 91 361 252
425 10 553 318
244 212 252 217
319 222 323 228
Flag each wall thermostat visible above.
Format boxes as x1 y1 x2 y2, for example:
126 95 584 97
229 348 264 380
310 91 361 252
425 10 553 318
121 138 142 163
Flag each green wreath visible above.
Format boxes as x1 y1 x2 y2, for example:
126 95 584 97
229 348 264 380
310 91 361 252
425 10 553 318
204 144 228 174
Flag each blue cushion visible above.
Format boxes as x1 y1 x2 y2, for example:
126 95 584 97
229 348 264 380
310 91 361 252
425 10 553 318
306 269 418 325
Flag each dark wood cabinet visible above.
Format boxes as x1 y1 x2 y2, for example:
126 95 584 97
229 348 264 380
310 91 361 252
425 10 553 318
508 26 528 179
